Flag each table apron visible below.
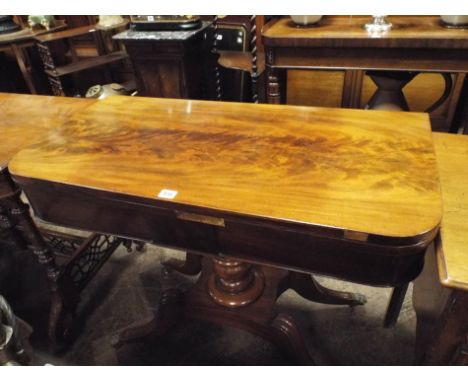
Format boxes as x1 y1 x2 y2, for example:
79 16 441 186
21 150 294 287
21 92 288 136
17 179 427 288
267 47 468 73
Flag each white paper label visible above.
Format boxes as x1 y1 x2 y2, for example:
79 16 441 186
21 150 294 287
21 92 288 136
158 189 178 199
148 16 155 21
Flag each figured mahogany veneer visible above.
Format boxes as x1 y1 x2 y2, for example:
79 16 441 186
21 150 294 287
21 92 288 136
10 95 441 285
0 93 95 169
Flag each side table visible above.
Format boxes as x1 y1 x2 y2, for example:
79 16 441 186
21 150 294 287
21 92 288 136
113 22 211 99
262 16 468 131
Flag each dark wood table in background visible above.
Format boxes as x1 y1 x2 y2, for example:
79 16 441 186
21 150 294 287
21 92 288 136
10 96 441 364
113 22 211 99
262 16 468 131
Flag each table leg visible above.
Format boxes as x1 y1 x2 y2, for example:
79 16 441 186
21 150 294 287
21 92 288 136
0 168 122 345
266 67 287 104
163 252 203 276
365 71 418 111
285 271 367 306
36 42 66 96
122 239 146 253
383 283 409 328
0 205 27 249
413 243 468 365
421 291 468 365
112 288 184 348
115 256 372 363
10 43 37 95
0 168 65 341
114 255 314 364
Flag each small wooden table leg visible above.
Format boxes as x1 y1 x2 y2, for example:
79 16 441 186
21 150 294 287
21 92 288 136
383 283 409 328
266 51 287 105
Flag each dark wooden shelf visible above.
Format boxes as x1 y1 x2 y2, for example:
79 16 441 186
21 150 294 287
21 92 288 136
45 51 128 77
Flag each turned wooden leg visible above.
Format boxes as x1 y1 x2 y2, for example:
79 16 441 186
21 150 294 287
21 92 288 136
365 71 418 111
267 69 280 104
36 43 66 97
112 254 315 364
9 200 67 341
266 67 286 105
163 252 203 276
286 271 367 306
186 258 314 364
0 168 64 342
207 257 265 307
0 206 27 249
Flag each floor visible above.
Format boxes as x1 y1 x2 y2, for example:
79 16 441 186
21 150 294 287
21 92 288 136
1 235 417 366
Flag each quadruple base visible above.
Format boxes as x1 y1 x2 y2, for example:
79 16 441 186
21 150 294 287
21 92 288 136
113 254 366 365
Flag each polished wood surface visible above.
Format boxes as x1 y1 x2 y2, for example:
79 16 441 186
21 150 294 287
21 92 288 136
8 94 441 360
433 132 468 290
0 93 95 168
9 95 441 241
263 16 468 49
413 134 468 364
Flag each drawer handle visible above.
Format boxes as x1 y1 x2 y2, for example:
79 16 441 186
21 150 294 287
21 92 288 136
176 211 225 227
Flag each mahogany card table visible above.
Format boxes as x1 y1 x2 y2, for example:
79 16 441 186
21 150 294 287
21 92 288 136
9 96 442 363
0 93 123 343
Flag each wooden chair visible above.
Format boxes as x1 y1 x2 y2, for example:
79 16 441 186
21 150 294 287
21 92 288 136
213 16 265 103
